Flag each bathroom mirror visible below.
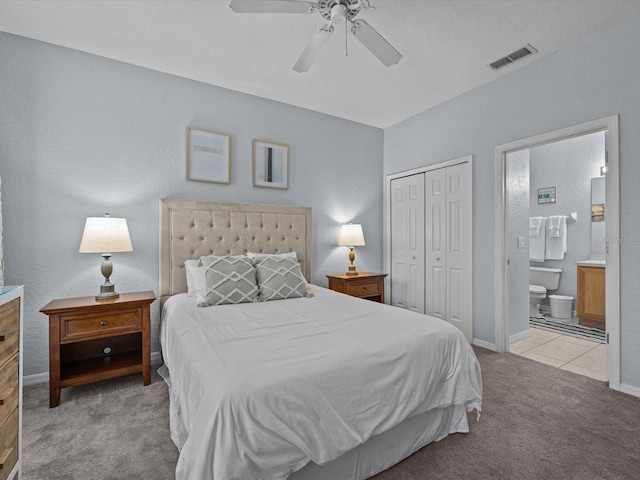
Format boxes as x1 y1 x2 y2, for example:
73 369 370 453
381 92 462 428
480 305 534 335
591 176 605 255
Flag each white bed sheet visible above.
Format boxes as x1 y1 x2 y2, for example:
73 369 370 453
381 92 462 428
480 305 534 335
160 285 482 480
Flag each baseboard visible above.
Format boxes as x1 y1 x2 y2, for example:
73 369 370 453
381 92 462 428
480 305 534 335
23 372 49 386
620 383 640 399
509 329 531 344
23 351 164 386
472 338 496 351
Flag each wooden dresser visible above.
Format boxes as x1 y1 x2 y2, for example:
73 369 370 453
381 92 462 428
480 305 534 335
40 291 155 408
326 273 387 303
0 286 23 480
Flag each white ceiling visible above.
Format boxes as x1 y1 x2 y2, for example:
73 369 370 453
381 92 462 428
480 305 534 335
2 0 640 128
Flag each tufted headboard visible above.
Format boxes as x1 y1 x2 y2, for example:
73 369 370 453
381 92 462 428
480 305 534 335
159 199 312 305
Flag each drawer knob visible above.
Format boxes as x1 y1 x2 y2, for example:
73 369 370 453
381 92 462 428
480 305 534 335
0 447 14 468
0 387 14 405
363 287 367 290
0 328 13 342
100 321 107 326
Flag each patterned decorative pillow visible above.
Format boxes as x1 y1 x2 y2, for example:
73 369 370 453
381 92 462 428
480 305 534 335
255 256 307 302
197 255 259 306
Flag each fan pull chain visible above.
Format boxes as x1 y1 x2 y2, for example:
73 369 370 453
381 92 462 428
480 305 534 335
345 18 348 57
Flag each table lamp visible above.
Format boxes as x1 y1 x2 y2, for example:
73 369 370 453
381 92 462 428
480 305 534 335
79 214 133 299
338 223 365 276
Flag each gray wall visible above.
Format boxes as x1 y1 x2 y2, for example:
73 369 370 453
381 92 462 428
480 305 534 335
384 16 640 390
0 33 384 376
529 132 604 300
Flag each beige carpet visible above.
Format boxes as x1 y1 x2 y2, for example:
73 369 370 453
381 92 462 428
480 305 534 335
22 347 640 479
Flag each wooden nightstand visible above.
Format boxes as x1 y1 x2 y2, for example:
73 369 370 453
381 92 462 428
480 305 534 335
326 273 387 303
40 291 155 408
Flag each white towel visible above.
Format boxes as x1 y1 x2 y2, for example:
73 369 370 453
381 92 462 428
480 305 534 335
529 216 546 262
548 215 561 238
529 216 543 237
545 215 567 260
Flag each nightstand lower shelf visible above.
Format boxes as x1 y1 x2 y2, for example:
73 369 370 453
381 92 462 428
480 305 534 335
60 351 143 388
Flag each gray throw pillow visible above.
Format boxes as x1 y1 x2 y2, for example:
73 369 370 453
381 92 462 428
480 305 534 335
255 256 307 302
198 255 258 306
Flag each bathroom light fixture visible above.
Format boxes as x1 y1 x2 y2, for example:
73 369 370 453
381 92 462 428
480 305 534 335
338 223 365 276
600 166 607 176
79 214 133 299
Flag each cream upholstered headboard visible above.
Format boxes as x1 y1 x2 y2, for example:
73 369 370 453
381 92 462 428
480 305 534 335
159 199 312 305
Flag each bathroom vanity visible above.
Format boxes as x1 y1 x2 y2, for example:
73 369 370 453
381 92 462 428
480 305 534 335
576 261 605 330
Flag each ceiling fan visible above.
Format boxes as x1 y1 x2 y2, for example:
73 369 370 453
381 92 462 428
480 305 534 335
229 0 402 72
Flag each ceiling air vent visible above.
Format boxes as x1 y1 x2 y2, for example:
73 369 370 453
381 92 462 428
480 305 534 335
489 44 538 70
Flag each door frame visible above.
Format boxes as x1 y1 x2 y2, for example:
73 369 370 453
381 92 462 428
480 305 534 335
385 155 473 338
494 115 620 390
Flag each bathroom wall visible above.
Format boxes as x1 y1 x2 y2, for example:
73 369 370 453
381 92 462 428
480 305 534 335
529 131 605 305
507 149 530 339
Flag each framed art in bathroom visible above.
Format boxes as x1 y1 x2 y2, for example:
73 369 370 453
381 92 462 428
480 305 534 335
253 139 289 189
186 127 231 184
537 187 556 204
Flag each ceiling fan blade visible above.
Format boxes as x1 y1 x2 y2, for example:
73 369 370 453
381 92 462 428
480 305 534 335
293 25 334 73
350 19 402 67
229 0 317 14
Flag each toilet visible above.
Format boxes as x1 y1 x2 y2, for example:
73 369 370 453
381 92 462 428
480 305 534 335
529 267 562 318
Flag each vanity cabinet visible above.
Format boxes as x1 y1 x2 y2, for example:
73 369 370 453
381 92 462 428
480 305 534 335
577 265 605 330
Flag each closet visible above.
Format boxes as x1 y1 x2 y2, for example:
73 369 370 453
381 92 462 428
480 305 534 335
389 158 472 340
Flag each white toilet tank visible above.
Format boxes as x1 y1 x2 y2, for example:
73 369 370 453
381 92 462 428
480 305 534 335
529 266 562 290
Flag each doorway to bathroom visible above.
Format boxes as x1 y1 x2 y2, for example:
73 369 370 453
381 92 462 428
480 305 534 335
493 116 620 391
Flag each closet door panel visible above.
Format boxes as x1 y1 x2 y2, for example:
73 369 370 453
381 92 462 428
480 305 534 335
390 174 425 312
445 163 472 340
426 169 446 317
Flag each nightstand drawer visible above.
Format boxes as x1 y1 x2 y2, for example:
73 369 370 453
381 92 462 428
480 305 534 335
0 408 18 480
61 308 142 342
0 355 18 428
0 299 20 368
346 281 381 297
326 273 387 303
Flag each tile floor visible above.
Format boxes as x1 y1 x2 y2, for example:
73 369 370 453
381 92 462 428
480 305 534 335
510 326 606 381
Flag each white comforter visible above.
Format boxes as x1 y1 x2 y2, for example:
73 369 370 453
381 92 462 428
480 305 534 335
160 285 482 480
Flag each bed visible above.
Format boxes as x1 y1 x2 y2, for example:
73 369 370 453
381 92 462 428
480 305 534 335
158 199 482 480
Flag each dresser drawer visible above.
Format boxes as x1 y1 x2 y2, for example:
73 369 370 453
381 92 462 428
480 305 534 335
0 355 18 428
60 308 142 342
0 408 18 480
0 299 20 368
346 280 381 297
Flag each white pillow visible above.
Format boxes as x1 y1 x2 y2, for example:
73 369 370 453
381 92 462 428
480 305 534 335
247 251 298 262
184 259 205 297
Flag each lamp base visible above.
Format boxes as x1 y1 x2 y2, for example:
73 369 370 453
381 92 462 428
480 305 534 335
346 265 359 276
96 283 119 300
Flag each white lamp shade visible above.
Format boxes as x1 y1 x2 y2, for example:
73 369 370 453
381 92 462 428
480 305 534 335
79 216 133 253
338 224 365 247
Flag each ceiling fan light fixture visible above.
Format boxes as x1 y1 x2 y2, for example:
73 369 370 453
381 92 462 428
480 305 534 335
330 4 348 24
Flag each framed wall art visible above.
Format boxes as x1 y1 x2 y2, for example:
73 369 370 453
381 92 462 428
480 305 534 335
253 139 289 189
537 186 556 204
186 127 231 184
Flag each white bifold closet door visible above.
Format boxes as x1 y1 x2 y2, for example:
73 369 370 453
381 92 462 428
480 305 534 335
390 173 425 313
390 160 472 341
425 163 472 340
